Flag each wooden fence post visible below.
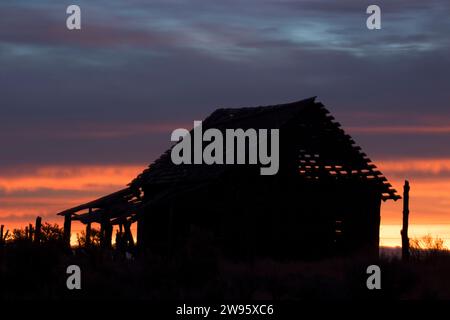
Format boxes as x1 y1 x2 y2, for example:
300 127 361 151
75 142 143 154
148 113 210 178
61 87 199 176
29 223 34 241
64 214 72 248
0 225 7 246
124 221 135 248
34 216 42 245
100 220 105 248
137 218 144 248
85 223 91 248
105 222 113 250
401 180 410 261
101 218 112 250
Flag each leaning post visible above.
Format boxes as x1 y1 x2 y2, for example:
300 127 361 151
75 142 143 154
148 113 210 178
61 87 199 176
401 180 410 261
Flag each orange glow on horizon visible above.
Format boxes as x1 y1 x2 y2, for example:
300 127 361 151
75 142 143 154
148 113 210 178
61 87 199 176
0 165 145 193
0 158 449 248
377 158 450 176
0 165 145 230
349 125 450 134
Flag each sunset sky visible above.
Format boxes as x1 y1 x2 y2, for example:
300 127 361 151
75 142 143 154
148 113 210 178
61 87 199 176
1 0 450 247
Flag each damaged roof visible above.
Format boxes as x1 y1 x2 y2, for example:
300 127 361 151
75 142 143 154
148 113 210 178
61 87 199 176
130 97 399 201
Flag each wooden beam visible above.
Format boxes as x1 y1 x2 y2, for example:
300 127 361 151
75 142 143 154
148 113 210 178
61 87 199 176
101 217 113 250
104 223 113 250
29 223 33 241
137 218 144 248
401 180 410 261
63 214 72 248
85 223 91 248
56 188 133 216
124 221 134 248
34 216 42 245
100 220 105 247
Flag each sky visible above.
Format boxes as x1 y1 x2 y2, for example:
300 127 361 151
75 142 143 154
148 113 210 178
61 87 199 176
1 0 450 246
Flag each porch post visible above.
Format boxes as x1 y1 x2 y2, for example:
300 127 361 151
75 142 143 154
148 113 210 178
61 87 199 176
63 213 72 248
85 222 91 247
34 216 42 245
401 180 410 261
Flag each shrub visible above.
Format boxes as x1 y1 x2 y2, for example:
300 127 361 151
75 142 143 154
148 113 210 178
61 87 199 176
76 228 101 247
410 234 448 260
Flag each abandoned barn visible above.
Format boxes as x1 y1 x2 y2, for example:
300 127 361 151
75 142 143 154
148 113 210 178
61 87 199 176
56 97 399 259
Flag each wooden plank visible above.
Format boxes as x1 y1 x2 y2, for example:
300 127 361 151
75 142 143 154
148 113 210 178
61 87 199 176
56 187 133 216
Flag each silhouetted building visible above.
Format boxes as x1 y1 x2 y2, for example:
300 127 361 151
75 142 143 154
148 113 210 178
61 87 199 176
57 97 399 259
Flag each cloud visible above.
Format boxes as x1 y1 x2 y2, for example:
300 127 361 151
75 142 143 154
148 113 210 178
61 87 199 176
349 126 450 134
0 4 184 50
0 165 143 193
2 0 450 58
0 121 190 140
0 213 51 223
378 159 450 178
0 1 450 196
0 164 144 225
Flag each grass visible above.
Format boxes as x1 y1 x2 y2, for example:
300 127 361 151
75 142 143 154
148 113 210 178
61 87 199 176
2 236 450 300
1 225 449 300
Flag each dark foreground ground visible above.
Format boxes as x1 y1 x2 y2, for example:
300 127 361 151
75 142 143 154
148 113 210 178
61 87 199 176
1 241 450 300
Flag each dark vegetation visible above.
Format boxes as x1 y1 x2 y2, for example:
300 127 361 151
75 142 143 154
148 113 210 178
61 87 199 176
1 222 450 300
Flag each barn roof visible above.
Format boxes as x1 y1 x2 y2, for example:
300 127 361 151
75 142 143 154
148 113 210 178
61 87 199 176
56 187 143 223
56 97 399 221
130 97 399 201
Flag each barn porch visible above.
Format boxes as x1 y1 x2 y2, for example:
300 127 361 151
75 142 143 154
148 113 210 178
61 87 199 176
56 187 142 249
